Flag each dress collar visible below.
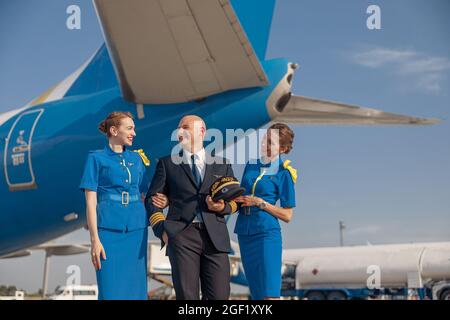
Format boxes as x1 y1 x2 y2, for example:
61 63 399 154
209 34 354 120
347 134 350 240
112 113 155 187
259 155 281 167
104 143 128 156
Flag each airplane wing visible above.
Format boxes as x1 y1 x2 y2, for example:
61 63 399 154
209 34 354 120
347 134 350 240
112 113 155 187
32 243 90 256
0 244 89 259
93 0 268 104
0 250 32 259
271 95 439 125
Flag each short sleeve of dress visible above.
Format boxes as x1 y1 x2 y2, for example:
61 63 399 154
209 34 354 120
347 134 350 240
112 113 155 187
79 153 99 192
279 169 296 208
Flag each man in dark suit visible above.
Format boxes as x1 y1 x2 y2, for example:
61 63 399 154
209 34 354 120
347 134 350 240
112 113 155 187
145 115 239 300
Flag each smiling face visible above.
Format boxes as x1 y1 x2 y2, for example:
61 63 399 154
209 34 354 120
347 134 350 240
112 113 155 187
177 115 206 152
109 116 136 147
261 123 294 161
261 129 281 160
261 128 290 161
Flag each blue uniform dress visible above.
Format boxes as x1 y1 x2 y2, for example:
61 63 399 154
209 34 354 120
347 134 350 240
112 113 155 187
79 144 150 300
234 157 296 300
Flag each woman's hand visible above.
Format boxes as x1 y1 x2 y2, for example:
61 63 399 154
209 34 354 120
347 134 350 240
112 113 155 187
206 195 225 212
152 193 168 209
234 195 263 207
236 196 293 223
91 238 107 270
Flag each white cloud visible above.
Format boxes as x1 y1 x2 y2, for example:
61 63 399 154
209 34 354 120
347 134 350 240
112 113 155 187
398 57 450 75
349 46 450 95
352 47 417 68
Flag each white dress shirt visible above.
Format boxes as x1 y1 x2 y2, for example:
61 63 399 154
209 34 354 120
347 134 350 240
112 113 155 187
183 147 206 180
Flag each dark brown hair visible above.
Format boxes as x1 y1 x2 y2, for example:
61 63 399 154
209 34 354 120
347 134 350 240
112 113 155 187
98 111 134 137
268 123 295 154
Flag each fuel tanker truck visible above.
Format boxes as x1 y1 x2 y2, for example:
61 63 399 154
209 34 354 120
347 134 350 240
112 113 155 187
280 242 450 300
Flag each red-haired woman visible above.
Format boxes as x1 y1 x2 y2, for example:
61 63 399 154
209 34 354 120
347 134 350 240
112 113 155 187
79 111 151 300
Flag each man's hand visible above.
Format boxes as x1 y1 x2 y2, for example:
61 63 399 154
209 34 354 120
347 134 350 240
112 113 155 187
152 193 169 209
206 195 225 213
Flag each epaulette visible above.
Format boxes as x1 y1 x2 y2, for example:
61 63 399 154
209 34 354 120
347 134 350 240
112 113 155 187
282 160 297 183
133 149 150 166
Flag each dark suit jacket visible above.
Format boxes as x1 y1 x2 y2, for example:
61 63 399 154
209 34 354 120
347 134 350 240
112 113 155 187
144 150 239 253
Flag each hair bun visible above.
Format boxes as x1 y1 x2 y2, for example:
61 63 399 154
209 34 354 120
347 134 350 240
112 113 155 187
98 120 108 134
98 111 134 137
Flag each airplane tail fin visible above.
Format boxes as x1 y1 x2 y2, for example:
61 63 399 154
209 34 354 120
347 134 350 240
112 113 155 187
64 44 118 98
23 43 117 110
230 0 277 61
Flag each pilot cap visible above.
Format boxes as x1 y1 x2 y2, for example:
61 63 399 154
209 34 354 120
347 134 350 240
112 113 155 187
209 176 245 202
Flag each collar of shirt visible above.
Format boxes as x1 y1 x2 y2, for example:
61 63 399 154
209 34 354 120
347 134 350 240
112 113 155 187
183 148 206 180
259 155 281 167
104 143 129 157
257 155 283 177
183 147 206 166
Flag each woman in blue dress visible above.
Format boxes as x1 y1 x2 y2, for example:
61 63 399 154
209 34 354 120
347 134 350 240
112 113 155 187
234 123 297 300
79 111 152 300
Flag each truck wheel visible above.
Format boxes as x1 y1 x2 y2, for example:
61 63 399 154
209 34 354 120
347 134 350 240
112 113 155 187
327 291 347 300
439 289 450 300
306 291 326 300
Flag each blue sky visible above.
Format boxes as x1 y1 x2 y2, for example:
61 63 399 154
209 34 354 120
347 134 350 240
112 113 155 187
0 0 449 293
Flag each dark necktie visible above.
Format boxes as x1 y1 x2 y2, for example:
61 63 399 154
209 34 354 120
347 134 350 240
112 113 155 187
191 154 203 222
191 154 202 187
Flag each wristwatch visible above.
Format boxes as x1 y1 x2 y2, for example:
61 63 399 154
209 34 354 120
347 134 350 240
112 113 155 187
257 200 267 210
